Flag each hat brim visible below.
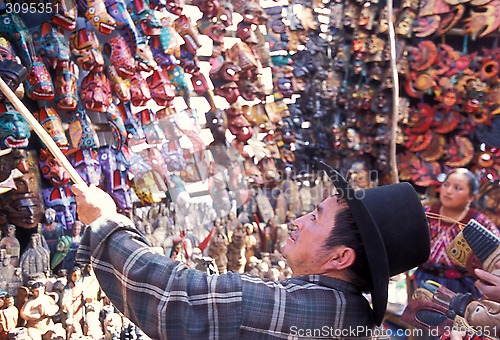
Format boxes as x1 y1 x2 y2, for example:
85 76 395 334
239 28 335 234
318 161 390 325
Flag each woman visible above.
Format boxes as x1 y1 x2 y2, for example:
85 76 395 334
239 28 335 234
414 168 499 298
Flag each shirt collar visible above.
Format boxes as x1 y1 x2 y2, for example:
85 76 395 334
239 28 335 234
292 274 363 294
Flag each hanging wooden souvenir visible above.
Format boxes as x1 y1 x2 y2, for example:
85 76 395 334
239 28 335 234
444 136 474 167
407 40 438 72
34 22 71 70
68 149 102 186
433 109 461 134
34 107 69 151
103 36 136 79
98 146 132 213
148 69 176 106
407 103 434 134
84 0 116 35
67 105 99 149
405 130 434 153
419 133 446 162
79 72 113 113
0 103 30 150
50 0 77 31
226 106 253 143
0 148 42 199
117 101 145 142
464 2 500 39
129 71 152 107
106 64 131 102
0 13 33 70
128 154 165 204
130 0 162 36
149 35 177 72
435 6 463 34
24 56 55 101
174 15 201 57
0 59 27 103
409 159 441 187
38 148 70 188
53 61 79 111
105 0 144 62
69 28 105 73
136 108 165 145
41 185 77 231
105 103 128 151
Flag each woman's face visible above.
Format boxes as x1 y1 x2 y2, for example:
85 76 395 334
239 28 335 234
440 173 474 211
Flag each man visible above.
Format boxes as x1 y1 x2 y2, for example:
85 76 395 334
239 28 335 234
475 262 500 303
72 162 430 339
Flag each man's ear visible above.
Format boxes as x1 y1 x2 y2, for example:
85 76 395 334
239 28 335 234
323 246 356 271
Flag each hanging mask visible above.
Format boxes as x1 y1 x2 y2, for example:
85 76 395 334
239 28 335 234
0 37 16 61
54 60 78 111
51 0 77 31
150 35 178 71
33 21 71 69
213 81 240 104
80 71 113 113
106 64 131 102
130 0 162 36
198 19 226 44
98 146 132 213
24 55 55 101
38 148 70 187
192 0 219 19
174 15 201 55
69 28 105 73
103 36 136 79
129 71 152 107
166 0 184 16
67 105 99 149
0 192 44 229
117 101 145 141
0 59 27 102
42 185 76 231
148 69 176 106
68 148 102 186
105 103 128 151
34 106 69 151
85 0 116 35
128 153 166 204
226 106 253 143
205 108 227 145
0 103 30 149
0 149 42 197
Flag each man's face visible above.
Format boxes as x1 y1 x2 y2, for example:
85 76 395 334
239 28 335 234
281 195 348 276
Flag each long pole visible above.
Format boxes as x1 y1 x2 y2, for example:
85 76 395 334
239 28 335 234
387 0 400 185
0 77 86 186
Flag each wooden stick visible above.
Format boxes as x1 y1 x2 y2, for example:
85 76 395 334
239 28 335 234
0 77 86 186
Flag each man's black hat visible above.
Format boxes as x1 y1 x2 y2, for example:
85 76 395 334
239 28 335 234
318 161 430 325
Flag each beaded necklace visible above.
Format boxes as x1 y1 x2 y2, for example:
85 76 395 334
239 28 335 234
436 205 470 230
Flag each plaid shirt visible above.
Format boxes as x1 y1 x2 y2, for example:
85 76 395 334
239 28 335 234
76 214 376 339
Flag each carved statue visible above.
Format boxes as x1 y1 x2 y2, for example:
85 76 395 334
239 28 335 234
19 281 59 340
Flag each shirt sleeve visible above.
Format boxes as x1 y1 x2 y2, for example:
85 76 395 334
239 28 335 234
76 213 242 340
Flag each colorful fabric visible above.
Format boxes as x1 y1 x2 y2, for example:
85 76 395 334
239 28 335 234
413 205 499 297
76 214 376 339
425 205 499 266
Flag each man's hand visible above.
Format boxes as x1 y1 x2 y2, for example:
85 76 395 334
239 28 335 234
474 262 500 303
71 184 117 225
